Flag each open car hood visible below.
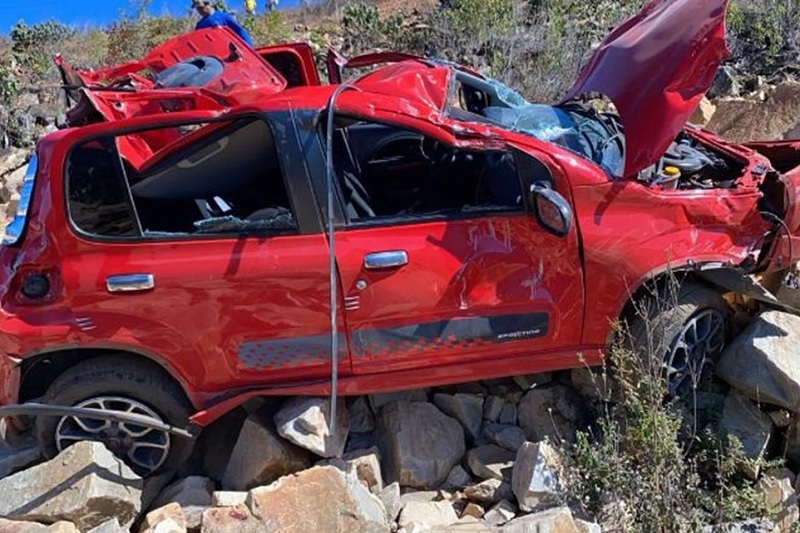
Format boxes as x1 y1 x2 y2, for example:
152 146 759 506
562 0 730 177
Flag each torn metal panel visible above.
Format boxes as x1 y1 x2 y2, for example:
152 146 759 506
696 268 800 314
563 0 730 177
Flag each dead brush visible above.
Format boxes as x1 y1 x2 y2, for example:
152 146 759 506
565 274 774 533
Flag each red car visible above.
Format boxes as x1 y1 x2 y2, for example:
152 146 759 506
0 0 798 475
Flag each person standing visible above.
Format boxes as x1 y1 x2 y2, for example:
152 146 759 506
192 0 254 47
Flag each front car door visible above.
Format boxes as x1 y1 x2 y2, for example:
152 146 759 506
316 115 584 375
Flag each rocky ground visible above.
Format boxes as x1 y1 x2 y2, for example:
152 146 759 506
3 75 800 533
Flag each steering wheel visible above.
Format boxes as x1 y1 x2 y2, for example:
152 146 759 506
421 137 457 167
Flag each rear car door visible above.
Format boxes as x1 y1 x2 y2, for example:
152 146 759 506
315 116 584 375
55 113 344 394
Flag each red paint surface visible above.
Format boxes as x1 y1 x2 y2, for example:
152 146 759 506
2 1 800 426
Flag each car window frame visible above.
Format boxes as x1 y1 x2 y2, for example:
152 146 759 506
63 112 309 244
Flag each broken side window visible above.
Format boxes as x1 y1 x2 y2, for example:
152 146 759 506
66 118 298 239
327 118 525 224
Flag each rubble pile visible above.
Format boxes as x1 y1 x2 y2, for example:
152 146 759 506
3 307 800 532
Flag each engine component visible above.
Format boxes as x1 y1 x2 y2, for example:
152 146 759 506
645 134 736 189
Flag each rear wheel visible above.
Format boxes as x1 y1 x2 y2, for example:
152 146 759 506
34 356 195 476
628 280 729 397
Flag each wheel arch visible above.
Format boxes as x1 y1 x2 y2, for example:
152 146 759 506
18 346 199 409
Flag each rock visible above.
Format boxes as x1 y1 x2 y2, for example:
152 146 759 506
500 506 579 533
574 519 602 533
47 524 80 533
570 368 617 402
768 409 792 428
512 441 564 513
398 502 458 531
717 392 773 478
201 409 247 482
326 447 383 494
482 500 516 528
482 424 526 452
246 466 389 532
709 66 741 99
0 148 27 178
717 311 800 412
442 465 473 491
380 482 402 522
0 519 48 533
707 83 800 142
348 397 375 433
369 390 428 413
151 477 212 532
210 492 247 508
433 394 484 442
428 517 492 532
498 404 517 426
518 385 584 444
140 503 186 533
466 445 515 481
86 520 126 533
199 505 262 533
483 397 505 422
757 469 799 532
0 165 27 204
274 397 350 458
460 503 484 519
400 491 441 505
0 440 41 479
513 373 552 392
701 519 779 533
345 432 376 454
690 97 717 127
378 401 465 489
0 441 142 530
221 411 311 490
463 479 514 506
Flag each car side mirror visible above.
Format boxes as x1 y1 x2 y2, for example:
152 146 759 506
530 182 573 237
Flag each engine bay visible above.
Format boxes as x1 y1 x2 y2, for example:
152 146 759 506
639 133 745 190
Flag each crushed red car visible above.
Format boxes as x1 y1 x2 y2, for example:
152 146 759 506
1 0 799 474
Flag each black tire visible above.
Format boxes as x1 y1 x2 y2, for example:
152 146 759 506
34 356 195 476
627 280 729 396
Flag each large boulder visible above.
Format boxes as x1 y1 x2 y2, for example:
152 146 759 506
378 401 465 489
511 441 565 512
274 397 349 459
717 393 773 479
369 390 428 413
717 311 800 412
433 394 484 442
199 505 262 533
150 477 213 532
140 503 186 533
222 412 311 490
0 441 142 531
518 385 584 444
245 466 390 533
706 82 800 142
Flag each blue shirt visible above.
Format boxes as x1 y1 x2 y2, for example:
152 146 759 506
195 12 254 47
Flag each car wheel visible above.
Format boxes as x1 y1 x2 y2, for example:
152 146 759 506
34 356 195 476
628 280 729 397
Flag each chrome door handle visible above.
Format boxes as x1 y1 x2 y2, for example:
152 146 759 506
106 274 155 293
364 251 408 270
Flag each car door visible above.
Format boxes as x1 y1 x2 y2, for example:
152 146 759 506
56 113 346 393
318 117 585 375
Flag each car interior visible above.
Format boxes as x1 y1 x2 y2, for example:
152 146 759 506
67 118 297 238
328 118 526 223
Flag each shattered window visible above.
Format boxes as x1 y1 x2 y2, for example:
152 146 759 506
328 118 524 223
66 118 298 239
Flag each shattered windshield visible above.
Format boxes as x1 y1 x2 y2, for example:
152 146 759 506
453 74 625 178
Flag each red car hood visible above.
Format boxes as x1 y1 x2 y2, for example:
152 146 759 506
562 0 730 177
